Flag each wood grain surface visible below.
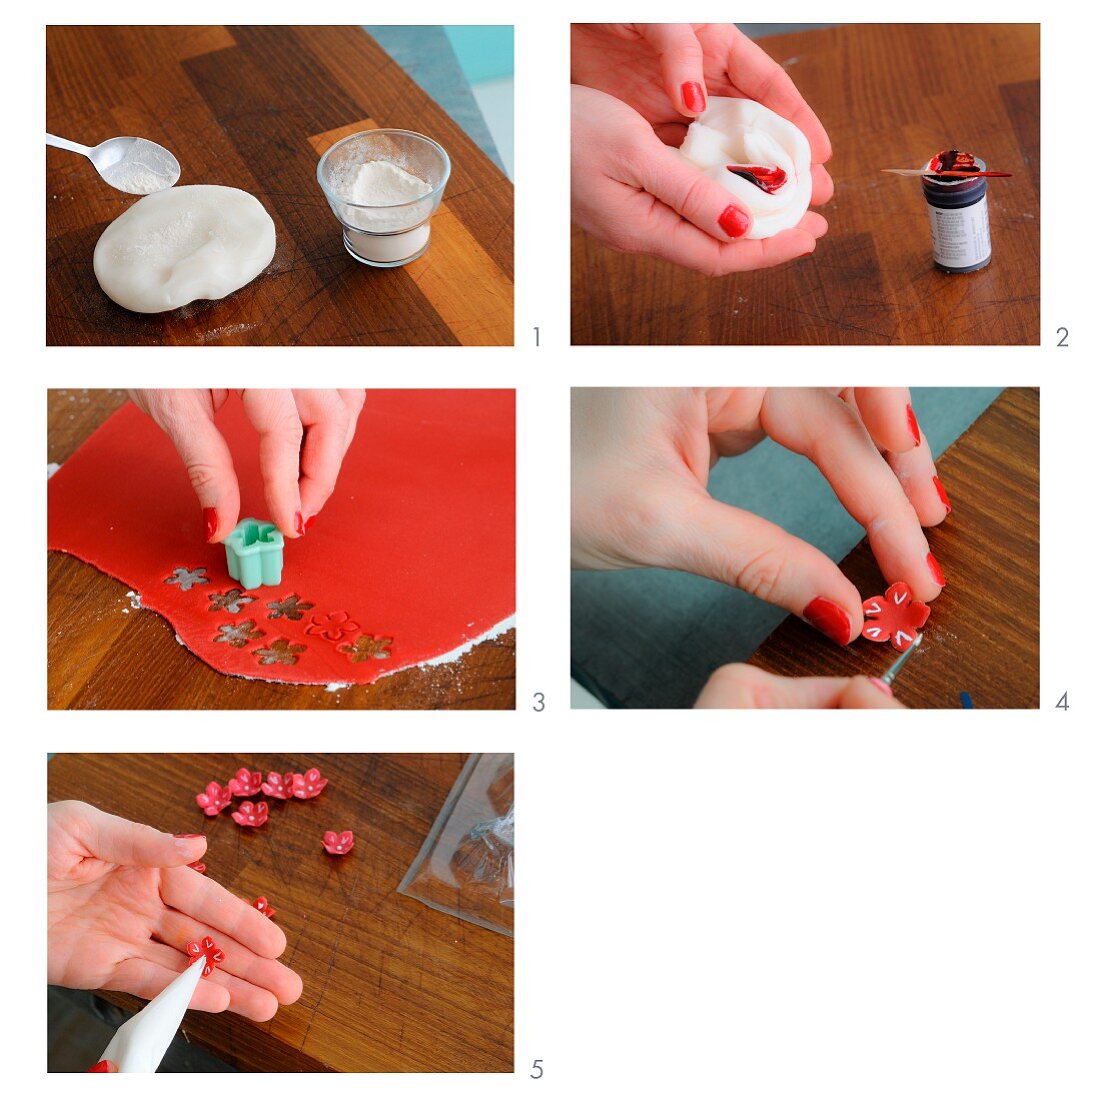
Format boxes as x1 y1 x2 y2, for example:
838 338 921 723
46 26 513 346
47 753 514 1072
572 23 1040 345
47 391 515 710
752 388 1039 707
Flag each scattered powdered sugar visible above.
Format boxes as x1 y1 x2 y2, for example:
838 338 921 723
325 682 350 693
125 591 142 610
100 138 179 195
413 615 516 670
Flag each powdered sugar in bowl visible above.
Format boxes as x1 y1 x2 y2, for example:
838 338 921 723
316 129 451 267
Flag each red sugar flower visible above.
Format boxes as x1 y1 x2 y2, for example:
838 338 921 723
305 610 360 642
261 772 294 800
292 767 328 799
186 935 225 977
253 896 277 919
862 582 931 652
188 861 207 875
228 768 263 797
322 830 354 855
231 800 269 828
195 781 232 816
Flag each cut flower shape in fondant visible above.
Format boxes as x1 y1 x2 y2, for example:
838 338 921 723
231 800 269 827
253 896 277 919
261 772 294 799
186 935 225 977
292 767 328 799
862 582 930 652
228 768 263 797
306 610 360 642
195 781 232 816
322 830 354 855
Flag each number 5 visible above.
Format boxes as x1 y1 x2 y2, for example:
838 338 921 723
530 1059 544 1079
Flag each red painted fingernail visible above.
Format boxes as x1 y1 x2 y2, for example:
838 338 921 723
173 833 205 839
803 596 853 646
926 552 946 587
203 507 218 542
869 677 894 697
295 511 305 536
907 404 922 447
718 204 751 239
88 1060 115 1073
303 513 316 532
681 81 706 114
933 476 951 513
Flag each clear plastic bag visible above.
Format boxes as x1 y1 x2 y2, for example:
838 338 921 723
397 753 514 936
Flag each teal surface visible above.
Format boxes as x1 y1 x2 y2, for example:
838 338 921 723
571 388 1004 709
444 25 514 82
364 25 508 173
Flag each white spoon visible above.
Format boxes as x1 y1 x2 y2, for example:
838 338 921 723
46 132 180 195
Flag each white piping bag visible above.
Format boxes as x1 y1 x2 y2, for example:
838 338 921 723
97 955 205 1072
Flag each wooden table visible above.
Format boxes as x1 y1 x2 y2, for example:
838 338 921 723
47 753 514 1072
47 391 516 709
46 26 513 345
572 23 1040 345
753 388 1039 707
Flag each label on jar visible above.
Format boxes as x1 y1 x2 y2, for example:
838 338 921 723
926 194 991 270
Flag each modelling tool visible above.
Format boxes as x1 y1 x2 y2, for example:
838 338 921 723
878 631 922 688
882 168 1012 178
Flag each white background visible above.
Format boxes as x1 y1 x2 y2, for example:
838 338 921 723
9 4 1091 1096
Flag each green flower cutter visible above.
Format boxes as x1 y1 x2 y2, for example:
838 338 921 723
224 518 284 590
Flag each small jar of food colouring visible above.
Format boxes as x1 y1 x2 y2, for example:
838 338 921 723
920 149 992 273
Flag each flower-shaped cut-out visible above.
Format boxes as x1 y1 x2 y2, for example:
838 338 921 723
254 638 306 666
186 935 225 977
292 767 328 800
261 772 295 799
188 860 207 875
253 896 277 919
306 610 360 642
165 566 208 591
228 768 263 798
322 830 354 855
195 781 232 816
231 800 269 828
862 582 931 652
339 634 393 663
266 594 315 621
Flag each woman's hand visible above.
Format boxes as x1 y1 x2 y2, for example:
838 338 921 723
129 389 366 543
48 801 303 1022
571 388 950 646
572 86 827 274
571 24 833 273
695 664 906 708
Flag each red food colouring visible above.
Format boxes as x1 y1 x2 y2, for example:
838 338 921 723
726 164 787 194
927 149 978 178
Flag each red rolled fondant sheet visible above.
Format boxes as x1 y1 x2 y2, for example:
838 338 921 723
48 391 515 685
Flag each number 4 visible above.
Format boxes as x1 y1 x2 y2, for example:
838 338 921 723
1056 692 1069 711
